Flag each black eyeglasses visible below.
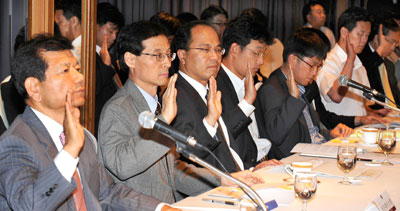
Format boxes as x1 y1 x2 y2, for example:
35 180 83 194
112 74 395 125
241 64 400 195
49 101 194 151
188 46 225 55
295 55 323 71
141 52 176 62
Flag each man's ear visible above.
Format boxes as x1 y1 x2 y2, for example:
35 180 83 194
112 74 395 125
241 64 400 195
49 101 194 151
340 27 349 38
124 52 136 69
306 14 312 23
24 77 41 102
230 43 240 57
177 49 186 64
288 54 298 66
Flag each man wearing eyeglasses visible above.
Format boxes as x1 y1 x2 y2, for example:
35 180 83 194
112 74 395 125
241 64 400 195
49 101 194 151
170 20 270 184
254 28 353 159
217 17 281 168
97 21 220 205
358 18 400 109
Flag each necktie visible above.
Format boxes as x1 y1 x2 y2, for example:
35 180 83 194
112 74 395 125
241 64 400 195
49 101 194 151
155 102 162 116
379 63 396 107
59 132 87 211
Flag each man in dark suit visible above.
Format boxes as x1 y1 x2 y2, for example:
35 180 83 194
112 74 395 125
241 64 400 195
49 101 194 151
218 17 280 168
255 29 353 159
0 34 178 210
94 3 126 137
170 20 268 186
359 18 400 109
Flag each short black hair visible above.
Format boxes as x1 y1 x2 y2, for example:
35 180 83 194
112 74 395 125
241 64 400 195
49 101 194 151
97 2 125 29
283 28 326 63
222 16 272 58
56 0 81 22
240 8 267 27
170 20 212 74
149 12 181 36
11 34 73 99
369 18 400 41
200 5 228 21
338 7 369 39
115 21 167 73
177 12 198 24
302 1 325 24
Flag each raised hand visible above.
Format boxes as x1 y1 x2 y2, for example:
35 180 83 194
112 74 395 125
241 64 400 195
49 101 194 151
100 35 112 66
344 33 356 62
205 76 222 127
286 62 299 98
161 74 178 124
376 24 393 57
244 61 257 104
63 89 85 158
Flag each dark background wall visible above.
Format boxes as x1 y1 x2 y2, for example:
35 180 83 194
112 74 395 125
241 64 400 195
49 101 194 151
1 0 370 81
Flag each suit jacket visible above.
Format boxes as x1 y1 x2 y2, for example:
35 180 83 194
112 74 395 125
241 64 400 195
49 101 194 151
97 79 218 203
216 68 258 168
304 81 355 129
254 69 329 159
358 46 400 109
171 74 239 173
0 107 160 211
94 54 118 137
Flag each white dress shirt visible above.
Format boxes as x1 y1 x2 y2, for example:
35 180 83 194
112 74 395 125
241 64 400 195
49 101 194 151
221 64 272 160
316 43 370 116
71 35 82 64
31 107 79 183
179 70 244 170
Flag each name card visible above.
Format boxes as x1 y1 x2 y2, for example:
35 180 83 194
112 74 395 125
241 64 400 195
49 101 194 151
373 191 396 211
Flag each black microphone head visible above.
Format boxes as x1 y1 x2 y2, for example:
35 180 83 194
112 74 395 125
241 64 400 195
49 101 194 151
338 75 348 86
138 111 155 129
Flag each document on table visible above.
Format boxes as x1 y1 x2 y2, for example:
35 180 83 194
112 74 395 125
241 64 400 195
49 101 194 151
290 143 338 158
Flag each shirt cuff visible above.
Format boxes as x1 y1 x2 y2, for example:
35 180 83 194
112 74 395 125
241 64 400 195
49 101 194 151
155 203 168 211
54 149 79 182
203 118 218 137
238 99 255 117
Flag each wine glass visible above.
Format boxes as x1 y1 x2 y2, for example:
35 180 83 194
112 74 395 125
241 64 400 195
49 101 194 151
378 130 397 166
337 146 357 185
294 172 317 211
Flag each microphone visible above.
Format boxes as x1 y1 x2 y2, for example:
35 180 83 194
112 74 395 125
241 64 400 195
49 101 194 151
338 75 385 98
138 111 202 149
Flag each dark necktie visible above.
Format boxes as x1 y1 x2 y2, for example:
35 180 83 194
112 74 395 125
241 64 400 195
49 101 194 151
59 132 88 211
155 102 162 116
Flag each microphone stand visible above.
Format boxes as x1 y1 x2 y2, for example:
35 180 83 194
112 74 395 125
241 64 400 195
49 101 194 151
362 92 400 113
176 146 268 211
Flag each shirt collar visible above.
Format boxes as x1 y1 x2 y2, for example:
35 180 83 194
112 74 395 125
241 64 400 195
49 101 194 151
221 63 245 95
134 83 159 114
31 107 64 151
179 70 208 103
72 35 81 49
334 43 363 71
96 45 101 55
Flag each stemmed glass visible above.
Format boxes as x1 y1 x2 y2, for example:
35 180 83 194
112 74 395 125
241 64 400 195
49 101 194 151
378 130 397 166
337 146 357 185
294 172 317 211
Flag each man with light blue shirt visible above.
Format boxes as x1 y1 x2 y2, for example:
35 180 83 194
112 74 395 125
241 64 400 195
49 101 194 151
97 21 229 204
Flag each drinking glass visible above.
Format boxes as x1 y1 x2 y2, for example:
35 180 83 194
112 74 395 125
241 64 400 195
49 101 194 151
294 172 317 211
378 130 397 166
337 146 357 185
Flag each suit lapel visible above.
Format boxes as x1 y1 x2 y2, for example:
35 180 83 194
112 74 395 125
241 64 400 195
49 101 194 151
21 107 59 159
218 68 240 105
